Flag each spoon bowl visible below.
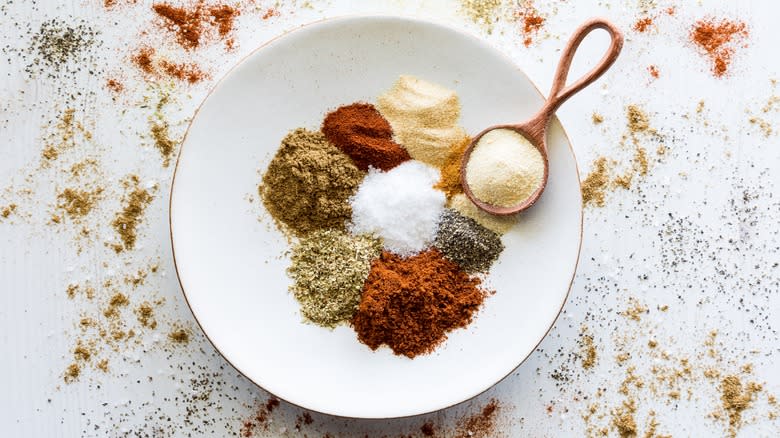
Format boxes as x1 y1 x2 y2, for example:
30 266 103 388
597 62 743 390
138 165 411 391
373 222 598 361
461 18 624 216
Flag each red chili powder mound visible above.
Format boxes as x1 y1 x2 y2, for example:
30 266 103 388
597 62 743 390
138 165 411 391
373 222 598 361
690 18 749 77
633 17 653 33
351 249 486 358
152 2 239 49
322 103 410 171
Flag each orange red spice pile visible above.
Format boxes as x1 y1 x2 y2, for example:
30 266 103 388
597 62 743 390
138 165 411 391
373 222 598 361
690 18 749 77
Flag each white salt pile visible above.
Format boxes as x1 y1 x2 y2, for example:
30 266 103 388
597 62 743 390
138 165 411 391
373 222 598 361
350 161 445 256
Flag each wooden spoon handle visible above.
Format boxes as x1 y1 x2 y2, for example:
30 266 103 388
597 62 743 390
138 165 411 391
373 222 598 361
518 19 623 146
545 18 623 114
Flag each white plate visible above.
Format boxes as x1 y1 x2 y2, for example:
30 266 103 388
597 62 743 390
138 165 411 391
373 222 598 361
170 16 582 419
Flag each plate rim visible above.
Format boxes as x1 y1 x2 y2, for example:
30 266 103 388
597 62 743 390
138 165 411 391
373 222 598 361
168 14 584 419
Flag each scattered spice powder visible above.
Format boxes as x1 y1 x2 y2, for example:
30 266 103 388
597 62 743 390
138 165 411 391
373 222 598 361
106 78 124 93
453 399 500 438
612 400 638 438
240 397 280 436
633 17 654 33
168 327 191 344
592 112 604 124
135 302 158 329
648 65 660 79
41 108 92 161
56 188 103 219
580 328 597 370
690 18 749 77
581 157 611 207
111 178 155 252
720 375 762 437
152 2 239 50
64 363 81 383
322 103 411 171
132 46 206 84
1 203 17 219
516 3 545 47
459 0 502 34
261 8 279 20
352 249 486 358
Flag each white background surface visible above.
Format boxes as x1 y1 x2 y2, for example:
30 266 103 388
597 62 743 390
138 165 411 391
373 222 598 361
1 0 779 436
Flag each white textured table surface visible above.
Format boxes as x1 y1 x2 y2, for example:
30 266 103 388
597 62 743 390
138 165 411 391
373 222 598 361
2 1 779 437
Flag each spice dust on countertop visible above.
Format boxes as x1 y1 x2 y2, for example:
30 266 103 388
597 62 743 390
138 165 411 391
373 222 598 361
2 0 780 436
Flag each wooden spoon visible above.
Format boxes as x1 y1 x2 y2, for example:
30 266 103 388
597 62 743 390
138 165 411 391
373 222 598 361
460 18 624 216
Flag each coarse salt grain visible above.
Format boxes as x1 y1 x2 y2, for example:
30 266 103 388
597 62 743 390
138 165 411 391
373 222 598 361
350 161 445 257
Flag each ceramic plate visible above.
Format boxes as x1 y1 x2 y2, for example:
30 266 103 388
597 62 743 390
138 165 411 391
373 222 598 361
170 16 582 419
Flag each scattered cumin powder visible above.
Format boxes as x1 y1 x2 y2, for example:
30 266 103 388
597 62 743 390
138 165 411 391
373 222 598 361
96 359 109 372
41 108 91 161
622 298 648 321
435 135 470 198
580 328 597 370
612 400 637 438
633 17 653 33
56 188 103 219
104 293 129 319
581 157 611 207
73 343 92 361
168 327 191 344
112 179 154 252
135 302 157 329
1 203 17 218
627 105 651 134
749 117 772 137
64 363 81 383
721 375 762 437
690 18 748 78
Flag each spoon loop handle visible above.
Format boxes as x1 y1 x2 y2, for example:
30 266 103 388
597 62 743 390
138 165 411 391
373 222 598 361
543 18 623 116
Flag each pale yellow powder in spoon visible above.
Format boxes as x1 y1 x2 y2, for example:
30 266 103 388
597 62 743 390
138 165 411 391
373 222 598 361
465 128 545 208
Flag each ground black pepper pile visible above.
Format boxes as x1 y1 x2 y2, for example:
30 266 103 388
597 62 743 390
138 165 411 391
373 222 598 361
434 208 504 273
